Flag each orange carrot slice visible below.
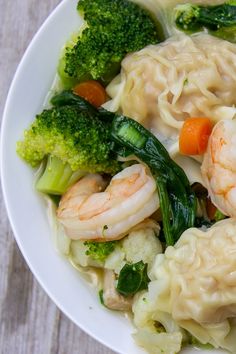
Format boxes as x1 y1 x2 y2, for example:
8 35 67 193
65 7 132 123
179 117 213 155
73 80 107 108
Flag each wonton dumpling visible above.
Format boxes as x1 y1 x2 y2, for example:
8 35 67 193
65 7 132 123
164 219 236 324
106 34 236 138
144 218 236 352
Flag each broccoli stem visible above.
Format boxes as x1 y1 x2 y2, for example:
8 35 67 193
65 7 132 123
111 115 196 245
36 155 86 195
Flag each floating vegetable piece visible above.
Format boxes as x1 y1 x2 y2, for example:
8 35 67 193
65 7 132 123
51 90 97 114
51 90 112 119
98 289 105 306
179 117 213 155
84 240 117 262
73 80 107 108
116 261 150 297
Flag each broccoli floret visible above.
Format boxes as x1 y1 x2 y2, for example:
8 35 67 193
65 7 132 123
17 104 119 175
63 0 163 83
84 240 117 262
175 2 236 36
175 4 200 31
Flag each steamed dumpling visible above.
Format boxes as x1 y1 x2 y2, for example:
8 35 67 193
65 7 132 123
161 219 236 324
105 34 236 138
138 218 236 352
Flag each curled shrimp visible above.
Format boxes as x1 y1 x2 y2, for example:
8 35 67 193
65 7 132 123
201 120 236 217
57 164 159 241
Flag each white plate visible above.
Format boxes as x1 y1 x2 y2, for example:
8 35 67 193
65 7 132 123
0 0 226 353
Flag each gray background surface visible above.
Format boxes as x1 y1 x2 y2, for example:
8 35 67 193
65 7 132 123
0 1 116 353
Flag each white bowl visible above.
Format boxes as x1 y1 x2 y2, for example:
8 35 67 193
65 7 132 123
0 0 226 353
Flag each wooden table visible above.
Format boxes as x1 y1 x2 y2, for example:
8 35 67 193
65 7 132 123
0 1 116 353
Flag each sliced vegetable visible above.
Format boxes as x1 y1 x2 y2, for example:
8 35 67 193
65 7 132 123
51 90 112 119
73 80 107 108
179 117 213 155
116 261 150 297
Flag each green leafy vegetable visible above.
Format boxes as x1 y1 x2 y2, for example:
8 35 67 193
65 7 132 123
175 2 236 42
84 240 117 262
111 115 196 246
116 261 150 297
51 90 97 114
98 289 105 306
62 0 163 84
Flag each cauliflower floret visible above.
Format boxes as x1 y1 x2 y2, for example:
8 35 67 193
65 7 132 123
122 228 162 269
132 291 154 331
133 290 181 333
105 221 162 274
